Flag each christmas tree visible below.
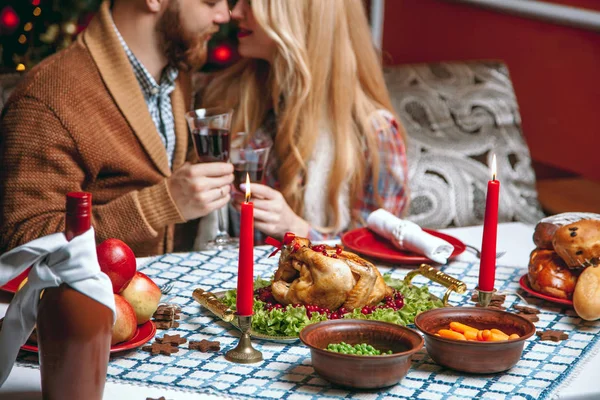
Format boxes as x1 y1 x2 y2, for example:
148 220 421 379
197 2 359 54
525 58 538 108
0 0 237 73
0 0 101 71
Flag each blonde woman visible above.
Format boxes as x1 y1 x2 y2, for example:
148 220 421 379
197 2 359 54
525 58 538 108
204 0 408 241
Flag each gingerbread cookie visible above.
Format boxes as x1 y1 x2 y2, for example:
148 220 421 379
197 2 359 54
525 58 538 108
513 305 540 314
536 330 568 342
142 343 180 356
156 334 187 346
155 321 180 330
517 313 540 323
153 314 181 322
189 339 220 352
513 305 541 322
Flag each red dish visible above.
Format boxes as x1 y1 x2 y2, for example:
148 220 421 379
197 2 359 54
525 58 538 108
341 227 466 265
519 274 573 306
20 320 156 354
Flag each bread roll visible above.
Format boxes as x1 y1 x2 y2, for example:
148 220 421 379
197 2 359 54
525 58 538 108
553 219 600 268
533 212 600 250
528 249 579 299
573 266 600 321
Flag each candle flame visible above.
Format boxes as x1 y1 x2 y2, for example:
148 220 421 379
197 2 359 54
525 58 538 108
245 173 251 202
491 154 497 181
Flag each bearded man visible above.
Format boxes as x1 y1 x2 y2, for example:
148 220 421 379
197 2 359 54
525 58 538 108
0 0 232 256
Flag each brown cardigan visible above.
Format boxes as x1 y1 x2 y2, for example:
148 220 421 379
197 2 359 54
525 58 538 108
0 2 197 257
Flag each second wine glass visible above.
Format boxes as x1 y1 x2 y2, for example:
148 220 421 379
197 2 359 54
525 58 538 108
230 131 273 192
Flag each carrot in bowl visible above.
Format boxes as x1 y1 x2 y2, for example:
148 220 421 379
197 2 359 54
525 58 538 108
449 321 478 335
438 329 467 341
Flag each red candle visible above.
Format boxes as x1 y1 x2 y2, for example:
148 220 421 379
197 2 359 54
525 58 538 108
479 155 500 292
237 174 254 316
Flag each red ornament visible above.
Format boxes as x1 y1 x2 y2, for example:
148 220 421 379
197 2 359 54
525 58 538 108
32 0 41 6
0 6 19 31
212 45 232 63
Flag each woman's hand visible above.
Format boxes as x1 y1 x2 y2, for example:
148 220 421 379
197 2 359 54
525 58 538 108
232 183 310 239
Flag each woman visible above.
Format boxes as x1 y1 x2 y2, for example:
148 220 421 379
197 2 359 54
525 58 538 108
204 0 408 240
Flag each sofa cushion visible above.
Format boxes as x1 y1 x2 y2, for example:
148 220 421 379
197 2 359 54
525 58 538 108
385 61 544 228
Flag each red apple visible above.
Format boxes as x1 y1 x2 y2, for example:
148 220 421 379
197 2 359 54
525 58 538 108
120 272 162 324
97 238 136 293
112 294 137 345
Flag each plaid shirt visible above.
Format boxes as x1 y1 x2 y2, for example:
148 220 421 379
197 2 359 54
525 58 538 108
264 110 408 241
113 23 178 168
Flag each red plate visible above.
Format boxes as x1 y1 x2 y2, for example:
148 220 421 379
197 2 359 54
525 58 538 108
1 268 31 293
519 274 573 306
20 320 157 354
341 227 466 264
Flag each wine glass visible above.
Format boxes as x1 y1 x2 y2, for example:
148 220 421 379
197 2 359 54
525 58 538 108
230 131 273 192
185 107 238 250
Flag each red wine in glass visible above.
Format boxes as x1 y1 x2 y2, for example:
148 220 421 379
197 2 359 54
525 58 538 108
234 162 264 191
192 128 230 162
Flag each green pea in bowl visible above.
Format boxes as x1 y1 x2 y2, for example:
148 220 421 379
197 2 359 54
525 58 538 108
299 319 423 389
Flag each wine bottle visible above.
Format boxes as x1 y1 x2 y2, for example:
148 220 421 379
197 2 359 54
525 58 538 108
37 192 113 400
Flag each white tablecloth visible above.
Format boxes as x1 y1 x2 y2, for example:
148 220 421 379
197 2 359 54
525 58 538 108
1 222 598 399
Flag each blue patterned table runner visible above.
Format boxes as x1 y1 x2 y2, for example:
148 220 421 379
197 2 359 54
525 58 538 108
17 246 600 399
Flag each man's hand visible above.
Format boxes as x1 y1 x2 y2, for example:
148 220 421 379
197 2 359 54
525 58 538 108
232 183 310 239
168 162 234 221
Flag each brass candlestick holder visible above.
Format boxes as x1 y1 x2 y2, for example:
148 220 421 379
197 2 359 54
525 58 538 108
476 287 497 307
225 315 263 364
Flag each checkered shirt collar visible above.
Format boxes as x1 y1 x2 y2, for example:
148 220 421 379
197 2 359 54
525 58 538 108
111 21 178 98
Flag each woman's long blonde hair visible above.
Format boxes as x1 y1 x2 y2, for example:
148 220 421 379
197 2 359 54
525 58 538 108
204 0 406 233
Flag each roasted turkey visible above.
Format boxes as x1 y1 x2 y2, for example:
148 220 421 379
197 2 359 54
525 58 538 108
271 236 393 311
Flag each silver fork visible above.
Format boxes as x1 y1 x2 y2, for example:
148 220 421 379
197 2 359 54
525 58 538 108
158 283 180 310
465 244 506 259
160 283 173 295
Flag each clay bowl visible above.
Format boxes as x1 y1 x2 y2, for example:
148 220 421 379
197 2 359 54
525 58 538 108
299 319 423 389
414 307 536 374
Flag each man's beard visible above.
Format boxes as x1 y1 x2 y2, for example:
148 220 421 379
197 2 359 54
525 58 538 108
157 0 213 72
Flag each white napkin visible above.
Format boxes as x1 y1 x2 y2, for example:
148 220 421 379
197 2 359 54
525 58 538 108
0 228 116 386
366 209 454 264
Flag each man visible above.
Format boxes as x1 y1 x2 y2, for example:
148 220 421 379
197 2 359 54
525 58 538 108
0 0 233 256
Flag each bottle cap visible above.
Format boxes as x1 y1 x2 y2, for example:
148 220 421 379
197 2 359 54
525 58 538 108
66 192 92 216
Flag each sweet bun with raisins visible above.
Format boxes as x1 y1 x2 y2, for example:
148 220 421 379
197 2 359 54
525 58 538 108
552 219 600 269
533 212 600 250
